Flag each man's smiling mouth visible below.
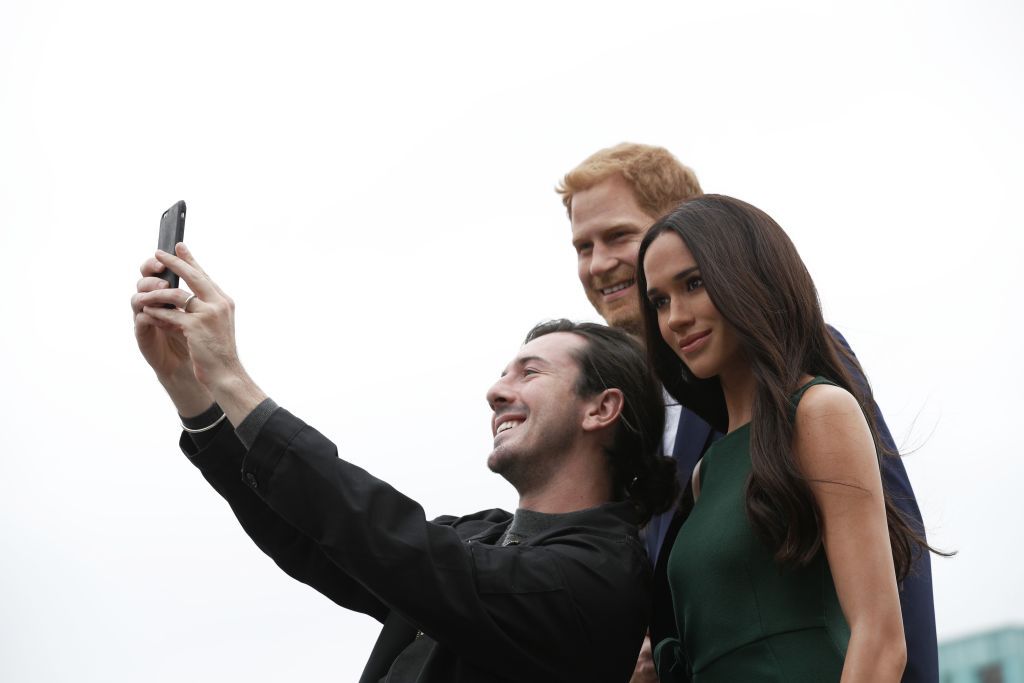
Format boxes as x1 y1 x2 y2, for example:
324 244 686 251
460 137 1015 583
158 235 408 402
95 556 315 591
496 419 523 435
599 279 635 296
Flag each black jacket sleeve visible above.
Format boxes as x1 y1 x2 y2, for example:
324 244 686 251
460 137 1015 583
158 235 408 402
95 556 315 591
182 422 390 622
191 407 648 683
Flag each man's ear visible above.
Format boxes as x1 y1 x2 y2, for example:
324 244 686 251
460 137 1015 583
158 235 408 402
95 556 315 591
581 388 625 433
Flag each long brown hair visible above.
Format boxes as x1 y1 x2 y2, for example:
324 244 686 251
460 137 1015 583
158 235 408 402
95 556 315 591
636 194 931 579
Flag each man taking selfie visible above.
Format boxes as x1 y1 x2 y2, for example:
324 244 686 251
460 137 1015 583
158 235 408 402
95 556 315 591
131 243 677 683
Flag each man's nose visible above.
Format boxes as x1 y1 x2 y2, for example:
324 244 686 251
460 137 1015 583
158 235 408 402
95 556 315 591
590 242 617 277
486 377 513 411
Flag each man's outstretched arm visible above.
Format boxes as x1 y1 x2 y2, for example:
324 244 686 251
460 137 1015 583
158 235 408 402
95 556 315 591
135 243 650 683
132 246 387 620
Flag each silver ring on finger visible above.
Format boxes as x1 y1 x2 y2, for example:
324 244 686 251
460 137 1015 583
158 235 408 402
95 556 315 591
183 293 198 312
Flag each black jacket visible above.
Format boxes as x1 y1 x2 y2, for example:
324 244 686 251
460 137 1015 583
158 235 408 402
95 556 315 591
182 407 650 683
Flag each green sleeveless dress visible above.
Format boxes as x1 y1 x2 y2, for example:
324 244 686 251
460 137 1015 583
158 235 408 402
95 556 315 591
654 377 850 682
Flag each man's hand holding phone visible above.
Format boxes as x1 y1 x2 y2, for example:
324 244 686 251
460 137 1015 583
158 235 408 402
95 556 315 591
132 247 215 418
134 242 267 428
132 200 214 417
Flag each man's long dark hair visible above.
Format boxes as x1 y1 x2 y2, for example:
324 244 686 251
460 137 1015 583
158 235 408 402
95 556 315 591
635 195 931 579
525 320 678 525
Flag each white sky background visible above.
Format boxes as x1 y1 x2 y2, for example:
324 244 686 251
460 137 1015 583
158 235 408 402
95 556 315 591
1 0 1021 680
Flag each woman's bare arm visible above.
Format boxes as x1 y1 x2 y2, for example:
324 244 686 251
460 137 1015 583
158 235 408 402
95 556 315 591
793 384 906 683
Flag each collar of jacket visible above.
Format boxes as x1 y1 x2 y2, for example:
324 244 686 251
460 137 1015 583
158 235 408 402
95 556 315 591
461 501 640 546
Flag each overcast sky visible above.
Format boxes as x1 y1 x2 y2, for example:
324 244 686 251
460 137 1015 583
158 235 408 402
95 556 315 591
2 1 1022 680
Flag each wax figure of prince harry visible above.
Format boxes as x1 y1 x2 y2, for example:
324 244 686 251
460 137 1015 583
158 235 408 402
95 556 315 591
556 143 938 683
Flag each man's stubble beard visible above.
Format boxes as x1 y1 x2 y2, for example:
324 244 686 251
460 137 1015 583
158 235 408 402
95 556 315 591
598 302 644 339
488 421 577 498
585 284 644 338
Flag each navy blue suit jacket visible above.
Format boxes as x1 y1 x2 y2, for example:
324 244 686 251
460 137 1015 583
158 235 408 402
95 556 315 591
648 327 937 682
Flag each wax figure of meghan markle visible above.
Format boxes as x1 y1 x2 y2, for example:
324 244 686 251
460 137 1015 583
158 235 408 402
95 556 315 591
636 194 943 683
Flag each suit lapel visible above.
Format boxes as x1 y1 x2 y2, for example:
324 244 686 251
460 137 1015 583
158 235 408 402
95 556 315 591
672 408 713 489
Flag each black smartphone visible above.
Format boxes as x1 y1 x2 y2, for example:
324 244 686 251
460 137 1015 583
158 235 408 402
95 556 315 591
156 200 187 287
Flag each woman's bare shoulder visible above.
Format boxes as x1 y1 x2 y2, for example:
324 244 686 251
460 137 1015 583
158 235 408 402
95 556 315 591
793 382 876 475
794 381 861 424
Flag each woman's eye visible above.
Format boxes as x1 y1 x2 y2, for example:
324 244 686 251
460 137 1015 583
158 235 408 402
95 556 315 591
650 296 669 310
686 276 704 292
